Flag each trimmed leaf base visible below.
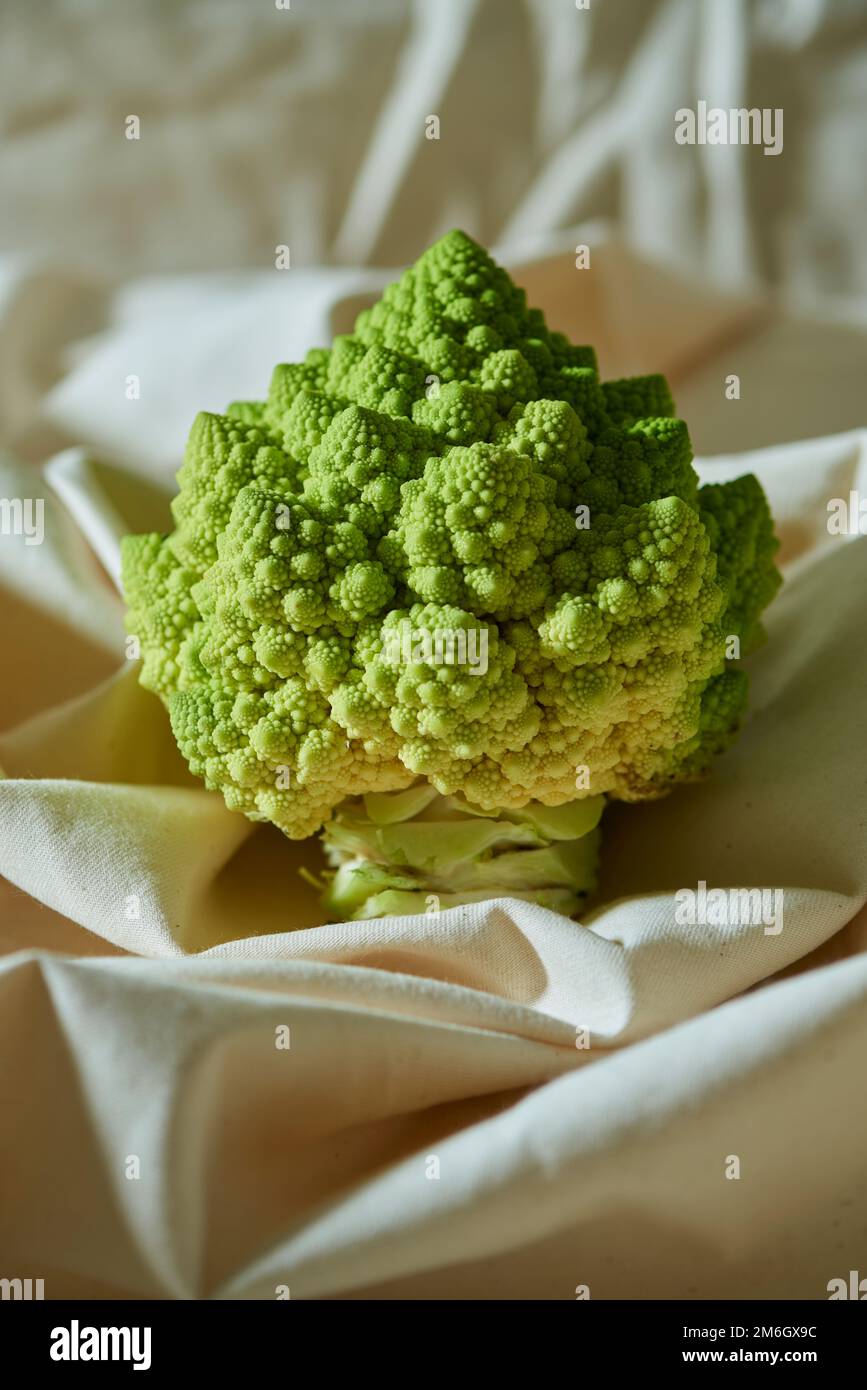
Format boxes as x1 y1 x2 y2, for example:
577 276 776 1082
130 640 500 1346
319 785 603 921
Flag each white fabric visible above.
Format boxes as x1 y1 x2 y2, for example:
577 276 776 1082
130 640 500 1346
1 234 865 1298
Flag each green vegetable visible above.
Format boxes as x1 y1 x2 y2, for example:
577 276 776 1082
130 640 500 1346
121 230 780 920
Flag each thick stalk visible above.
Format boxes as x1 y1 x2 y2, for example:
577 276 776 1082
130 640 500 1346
320 784 603 921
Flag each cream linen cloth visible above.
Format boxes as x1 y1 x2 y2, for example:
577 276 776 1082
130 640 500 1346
1 239 866 1300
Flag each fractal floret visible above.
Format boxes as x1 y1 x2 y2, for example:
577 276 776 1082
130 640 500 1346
122 230 781 919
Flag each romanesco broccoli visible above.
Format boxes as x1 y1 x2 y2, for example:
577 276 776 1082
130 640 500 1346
122 230 780 920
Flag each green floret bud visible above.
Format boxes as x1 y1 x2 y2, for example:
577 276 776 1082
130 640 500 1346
266 360 327 432
412 381 496 444
344 345 426 418
699 473 782 652
602 373 676 425
281 389 347 463
324 334 367 393
478 349 538 412
394 441 573 615
333 560 394 621
121 533 201 697
226 400 267 427
494 398 592 506
168 411 301 574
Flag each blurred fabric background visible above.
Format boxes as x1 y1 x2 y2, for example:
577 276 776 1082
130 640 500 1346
2 0 866 301
4 0 867 472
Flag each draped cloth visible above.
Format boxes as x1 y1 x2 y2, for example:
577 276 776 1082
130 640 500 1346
1 231 866 1296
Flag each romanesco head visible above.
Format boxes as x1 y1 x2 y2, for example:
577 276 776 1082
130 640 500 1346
122 230 781 838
